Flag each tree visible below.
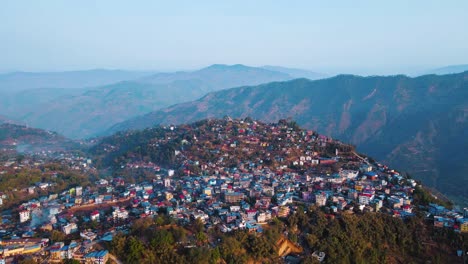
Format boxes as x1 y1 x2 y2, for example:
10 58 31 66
125 236 144 263
210 247 221 264
196 231 208 246
110 234 126 257
50 230 66 243
150 229 175 254
192 218 204 233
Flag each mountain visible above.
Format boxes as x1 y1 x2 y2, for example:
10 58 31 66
138 64 293 92
109 72 468 205
0 69 153 92
0 123 78 152
261 65 326 80
425 64 468 75
0 65 293 139
0 87 87 119
87 118 463 263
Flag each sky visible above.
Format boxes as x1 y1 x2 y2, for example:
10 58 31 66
1 1 468 75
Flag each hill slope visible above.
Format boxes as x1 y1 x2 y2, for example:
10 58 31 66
0 123 78 152
0 65 292 139
109 72 468 205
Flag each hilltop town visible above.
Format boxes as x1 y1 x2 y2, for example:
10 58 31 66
0 118 466 263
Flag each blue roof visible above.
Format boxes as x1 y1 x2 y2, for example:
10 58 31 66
85 250 108 258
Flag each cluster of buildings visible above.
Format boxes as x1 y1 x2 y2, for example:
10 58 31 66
0 151 96 209
431 204 468 233
1 118 467 262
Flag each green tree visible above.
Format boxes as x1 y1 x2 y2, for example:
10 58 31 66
125 236 145 263
196 231 208 246
150 229 175 254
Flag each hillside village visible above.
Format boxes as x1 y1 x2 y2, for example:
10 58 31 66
0 118 467 263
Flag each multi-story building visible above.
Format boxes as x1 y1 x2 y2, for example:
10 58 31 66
315 193 327 207
62 223 78 235
358 193 373 205
224 192 244 203
19 210 30 223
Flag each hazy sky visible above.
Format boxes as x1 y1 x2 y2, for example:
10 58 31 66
1 1 468 75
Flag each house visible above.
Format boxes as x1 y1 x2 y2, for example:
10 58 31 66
90 211 100 222
277 206 290 218
224 192 244 203
429 204 446 215
49 242 65 261
348 189 358 200
460 221 468 233
164 178 171 187
434 216 446 228
83 250 109 264
370 199 383 212
358 193 373 205
226 213 237 223
246 209 257 221
112 207 129 221
257 212 271 223
165 192 174 201
62 223 78 235
75 186 83 196
204 187 213 196
337 199 347 210
402 205 412 213
19 210 30 223
315 193 327 207
230 205 241 212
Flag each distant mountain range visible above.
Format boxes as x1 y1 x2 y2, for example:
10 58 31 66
261 65 326 80
109 72 468 205
0 69 154 92
425 64 468 75
0 64 302 138
2 65 467 204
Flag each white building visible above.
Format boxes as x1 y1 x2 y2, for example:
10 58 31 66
62 223 78 235
75 186 83 196
19 210 30 223
358 194 373 205
112 207 129 221
164 178 171 188
90 211 100 222
315 193 327 207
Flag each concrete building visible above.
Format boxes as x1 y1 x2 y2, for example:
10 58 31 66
19 210 30 223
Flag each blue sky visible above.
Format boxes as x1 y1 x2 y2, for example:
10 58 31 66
1 1 467 75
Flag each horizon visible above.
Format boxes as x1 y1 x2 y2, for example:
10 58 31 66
1 63 467 77
2 1 468 75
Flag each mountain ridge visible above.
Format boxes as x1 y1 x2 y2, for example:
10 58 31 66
0 65 295 138
108 71 468 205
